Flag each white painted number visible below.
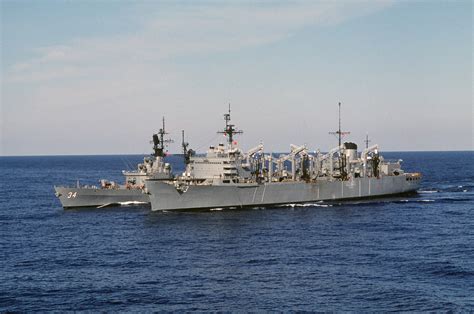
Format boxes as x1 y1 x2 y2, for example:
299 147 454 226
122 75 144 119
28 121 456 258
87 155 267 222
67 192 77 199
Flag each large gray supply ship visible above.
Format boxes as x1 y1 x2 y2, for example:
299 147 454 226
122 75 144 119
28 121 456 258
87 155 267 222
145 105 422 211
54 118 173 208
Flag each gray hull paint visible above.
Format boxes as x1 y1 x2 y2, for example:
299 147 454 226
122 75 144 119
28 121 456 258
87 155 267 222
146 175 420 211
54 187 149 209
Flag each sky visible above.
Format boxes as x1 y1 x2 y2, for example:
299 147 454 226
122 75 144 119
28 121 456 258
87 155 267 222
1 0 472 156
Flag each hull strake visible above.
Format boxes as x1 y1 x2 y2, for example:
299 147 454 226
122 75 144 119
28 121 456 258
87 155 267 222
146 176 421 211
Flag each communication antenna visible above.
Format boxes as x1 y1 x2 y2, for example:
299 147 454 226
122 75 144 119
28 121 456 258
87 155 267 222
224 103 231 128
217 103 243 147
329 102 350 147
365 133 371 149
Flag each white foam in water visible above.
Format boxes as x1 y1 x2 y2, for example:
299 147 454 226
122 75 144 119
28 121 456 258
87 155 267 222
303 203 332 207
210 207 223 211
419 190 439 194
463 190 468 193
282 203 332 208
419 199 435 202
119 201 148 206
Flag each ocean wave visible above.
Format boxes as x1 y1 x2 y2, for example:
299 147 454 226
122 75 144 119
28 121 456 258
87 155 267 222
437 197 473 203
443 185 473 193
395 199 435 204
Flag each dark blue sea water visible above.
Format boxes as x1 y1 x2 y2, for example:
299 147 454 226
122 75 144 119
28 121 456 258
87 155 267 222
1 151 473 311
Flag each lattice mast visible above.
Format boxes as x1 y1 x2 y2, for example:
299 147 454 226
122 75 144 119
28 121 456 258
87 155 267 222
217 104 243 148
328 102 350 180
152 117 173 157
329 102 350 147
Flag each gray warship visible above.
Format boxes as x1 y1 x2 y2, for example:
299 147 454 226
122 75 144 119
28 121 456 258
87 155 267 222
145 105 422 211
54 118 173 208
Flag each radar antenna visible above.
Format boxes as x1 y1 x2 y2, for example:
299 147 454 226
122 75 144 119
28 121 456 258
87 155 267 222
217 103 243 147
329 102 350 147
151 117 174 157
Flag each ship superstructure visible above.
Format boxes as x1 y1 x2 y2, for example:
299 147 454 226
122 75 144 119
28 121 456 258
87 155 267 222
54 118 173 208
122 117 173 187
145 105 422 211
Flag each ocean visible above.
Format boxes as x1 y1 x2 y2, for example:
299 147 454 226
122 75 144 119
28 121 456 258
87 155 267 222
0 151 473 311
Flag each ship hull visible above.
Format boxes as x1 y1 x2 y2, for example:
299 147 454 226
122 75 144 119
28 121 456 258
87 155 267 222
146 175 421 211
54 186 149 209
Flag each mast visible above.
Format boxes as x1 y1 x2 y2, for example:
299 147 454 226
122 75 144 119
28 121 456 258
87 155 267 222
365 133 371 149
328 102 350 180
217 104 243 148
329 102 350 147
182 130 190 164
152 117 173 157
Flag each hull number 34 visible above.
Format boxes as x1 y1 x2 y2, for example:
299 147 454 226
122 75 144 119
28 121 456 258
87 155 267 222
67 192 77 199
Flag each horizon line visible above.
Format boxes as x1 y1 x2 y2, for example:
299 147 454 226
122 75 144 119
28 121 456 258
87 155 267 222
1 149 472 158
